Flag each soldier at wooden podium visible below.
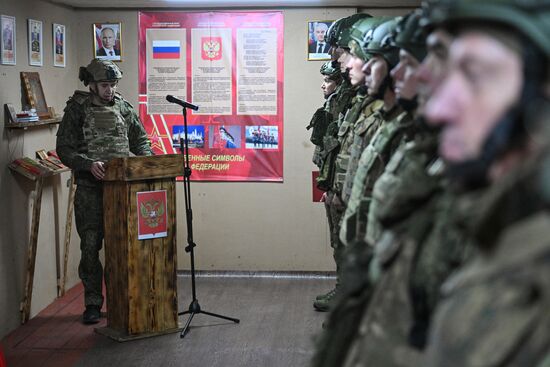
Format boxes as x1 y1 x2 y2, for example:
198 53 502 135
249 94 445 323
56 58 153 324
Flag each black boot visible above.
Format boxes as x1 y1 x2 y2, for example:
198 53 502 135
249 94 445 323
82 305 101 324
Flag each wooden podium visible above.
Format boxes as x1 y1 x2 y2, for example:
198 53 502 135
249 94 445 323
97 154 183 341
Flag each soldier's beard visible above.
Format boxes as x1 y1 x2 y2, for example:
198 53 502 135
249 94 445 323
90 86 114 105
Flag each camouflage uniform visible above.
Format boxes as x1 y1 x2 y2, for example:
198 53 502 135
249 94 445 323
426 150 550 367
342 132 473 367
420 1 550 365
56 60 152 309
313 13 371 309
339 105 405 246
308 61 343 169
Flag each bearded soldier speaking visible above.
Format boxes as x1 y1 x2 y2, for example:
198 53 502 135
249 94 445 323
56 59 153 324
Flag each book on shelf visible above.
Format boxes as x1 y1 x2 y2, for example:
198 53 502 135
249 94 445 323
9 157 51 179
15 109 39 123
45 150 67 169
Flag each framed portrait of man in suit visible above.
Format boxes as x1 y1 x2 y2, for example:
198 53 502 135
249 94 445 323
307 20 333 61
93 22 122 61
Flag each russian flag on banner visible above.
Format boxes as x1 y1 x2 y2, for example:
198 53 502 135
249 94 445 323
153 40 180 59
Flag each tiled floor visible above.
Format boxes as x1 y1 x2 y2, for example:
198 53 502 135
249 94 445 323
1 283 105 367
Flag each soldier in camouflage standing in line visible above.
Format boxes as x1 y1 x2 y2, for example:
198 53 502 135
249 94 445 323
307 61 344 170
341 10 472 367
313 13 370 311
56 59 153 324
422 0 550 366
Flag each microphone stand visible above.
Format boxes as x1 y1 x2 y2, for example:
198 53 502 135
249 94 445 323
177 105 240 339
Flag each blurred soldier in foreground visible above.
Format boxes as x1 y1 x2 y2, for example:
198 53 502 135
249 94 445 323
342 10 472 367
56 59 153 324
422 0 550 366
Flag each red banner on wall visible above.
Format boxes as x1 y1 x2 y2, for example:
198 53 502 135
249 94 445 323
138 11 284 181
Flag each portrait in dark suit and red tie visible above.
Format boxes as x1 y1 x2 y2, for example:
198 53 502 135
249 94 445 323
307 21 333 61
93 23 122 61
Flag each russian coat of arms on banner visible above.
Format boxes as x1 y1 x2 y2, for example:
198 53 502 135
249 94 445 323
201 37 222 60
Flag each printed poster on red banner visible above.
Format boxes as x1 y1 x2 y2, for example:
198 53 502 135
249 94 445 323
137 190 168 240
138 11 284 182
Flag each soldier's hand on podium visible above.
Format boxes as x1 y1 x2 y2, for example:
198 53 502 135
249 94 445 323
91 161 106 180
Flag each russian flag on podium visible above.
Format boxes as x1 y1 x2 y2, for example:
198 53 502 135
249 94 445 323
152 40 181 59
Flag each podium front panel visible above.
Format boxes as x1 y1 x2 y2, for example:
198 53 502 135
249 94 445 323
104 177 178 336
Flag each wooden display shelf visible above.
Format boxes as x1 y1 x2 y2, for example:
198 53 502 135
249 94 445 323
8 164 70 181
5 116 62 130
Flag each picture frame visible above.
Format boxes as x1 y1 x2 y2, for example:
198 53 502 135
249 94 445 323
28 19 43 66
21 72 50 119
93 22 122 61
53 23 66 67
307 20 333 61
1 15 16 65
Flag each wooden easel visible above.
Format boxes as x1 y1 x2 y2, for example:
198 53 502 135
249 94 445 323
60 174 76 296
10 167 74 324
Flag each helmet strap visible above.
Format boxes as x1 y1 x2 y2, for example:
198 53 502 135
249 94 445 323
446 41 544 191
89 82 115 106
372 73 392 100
398 96 418 112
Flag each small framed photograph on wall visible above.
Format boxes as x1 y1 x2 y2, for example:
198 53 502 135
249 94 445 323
93 22 122 61
307 20 333 61
28 19 43 66
1 15 16 65
53 23 66 67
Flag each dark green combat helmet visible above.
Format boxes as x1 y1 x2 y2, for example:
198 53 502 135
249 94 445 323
348 17 391 61
336 13 372 49
428 0 550 58
79 59 123 86
320 60 342 80
428 0 550 188
392 10 428 62
326 17 346 46
364 18 400 69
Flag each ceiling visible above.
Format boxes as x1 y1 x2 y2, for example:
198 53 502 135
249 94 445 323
48 0 420 9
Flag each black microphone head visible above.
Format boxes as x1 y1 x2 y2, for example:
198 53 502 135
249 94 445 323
166 95 175 102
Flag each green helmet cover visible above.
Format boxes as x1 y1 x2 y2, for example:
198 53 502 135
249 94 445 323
320 61 342 79
392 10 428 62
336 13 372 49
348 17 390 61
79 58 123 86
326 17 346 46
428 0 550 58
364 18 401 69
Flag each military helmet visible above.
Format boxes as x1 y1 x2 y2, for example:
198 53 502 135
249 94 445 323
79 58 123 86
427 0 550 58
392 10 428 62
326 17 346 46
348 17 390 61
336 13 372 49
320 60 342 79
364 18 401 69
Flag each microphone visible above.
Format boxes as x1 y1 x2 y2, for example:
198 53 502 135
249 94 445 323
165 95 199 111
